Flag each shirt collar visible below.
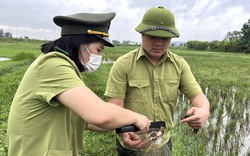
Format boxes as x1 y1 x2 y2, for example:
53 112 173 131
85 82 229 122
165 50 174 62
136 46 147 60
136 46 174 63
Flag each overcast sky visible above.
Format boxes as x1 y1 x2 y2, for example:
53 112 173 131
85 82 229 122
1 0 249 43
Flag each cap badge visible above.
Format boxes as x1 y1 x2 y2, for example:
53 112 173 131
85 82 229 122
87 29 109 37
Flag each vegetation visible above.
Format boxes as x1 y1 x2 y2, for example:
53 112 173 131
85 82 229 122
0 39 250 156
187 18 250 53
0 29 13 38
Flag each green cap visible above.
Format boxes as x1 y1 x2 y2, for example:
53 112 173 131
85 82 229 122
53 12 116 47
135 6 180 38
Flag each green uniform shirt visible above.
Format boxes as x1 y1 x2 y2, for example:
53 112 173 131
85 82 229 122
7 52 86 156
105 47 202 149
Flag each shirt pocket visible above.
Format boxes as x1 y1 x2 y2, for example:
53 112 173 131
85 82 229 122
127 80 150 103
45 149 73 156
160 79 179 102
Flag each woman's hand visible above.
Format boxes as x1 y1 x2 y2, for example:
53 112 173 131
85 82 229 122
134 114 150 133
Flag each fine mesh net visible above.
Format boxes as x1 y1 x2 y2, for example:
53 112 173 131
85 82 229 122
134 126 172 156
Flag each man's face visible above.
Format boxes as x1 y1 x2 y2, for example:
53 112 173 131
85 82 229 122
141 34 171 61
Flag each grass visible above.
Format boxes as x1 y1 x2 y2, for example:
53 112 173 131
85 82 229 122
0 39 250 156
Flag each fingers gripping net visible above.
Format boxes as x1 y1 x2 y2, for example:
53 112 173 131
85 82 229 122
136 127 172 156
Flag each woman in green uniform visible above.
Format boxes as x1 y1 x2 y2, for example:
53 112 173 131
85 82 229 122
7 12 150 156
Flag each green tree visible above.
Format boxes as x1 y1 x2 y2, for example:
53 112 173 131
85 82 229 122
209 40 220 51
187 40 209 50
4 32 12 38
240 18 250 53
112 39 120 45
0 29 3 37
122 40 130 45
225 31 242 41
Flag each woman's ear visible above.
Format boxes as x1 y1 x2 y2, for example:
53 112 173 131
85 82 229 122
79 44 85 52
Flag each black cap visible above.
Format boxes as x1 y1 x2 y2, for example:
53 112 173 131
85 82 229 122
53 12 116 47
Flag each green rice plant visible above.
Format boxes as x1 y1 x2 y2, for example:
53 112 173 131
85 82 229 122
0 39 250 156
0 60 31 156
0 39 43 58
11 52 36 61
83 131 117 156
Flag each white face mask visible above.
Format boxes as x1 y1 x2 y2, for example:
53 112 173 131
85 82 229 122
80 44 102 73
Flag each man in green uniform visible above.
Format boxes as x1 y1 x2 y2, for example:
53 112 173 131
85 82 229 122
105 6 210 156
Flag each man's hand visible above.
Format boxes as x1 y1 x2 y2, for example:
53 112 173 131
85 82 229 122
180 107 210 130
122 132 148 149
180 93 210 131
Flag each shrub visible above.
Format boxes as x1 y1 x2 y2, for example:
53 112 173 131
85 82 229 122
12 52 36 61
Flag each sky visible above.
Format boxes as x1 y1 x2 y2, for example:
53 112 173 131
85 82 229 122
0 0 250 43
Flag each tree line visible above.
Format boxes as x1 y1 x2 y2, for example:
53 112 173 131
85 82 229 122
186 19 250 53
1 18 250 53
0 29 12 38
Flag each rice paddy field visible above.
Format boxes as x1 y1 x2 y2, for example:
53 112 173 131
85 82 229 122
0 39 249 156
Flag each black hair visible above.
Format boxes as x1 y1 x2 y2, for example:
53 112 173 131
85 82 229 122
41 34 102 72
